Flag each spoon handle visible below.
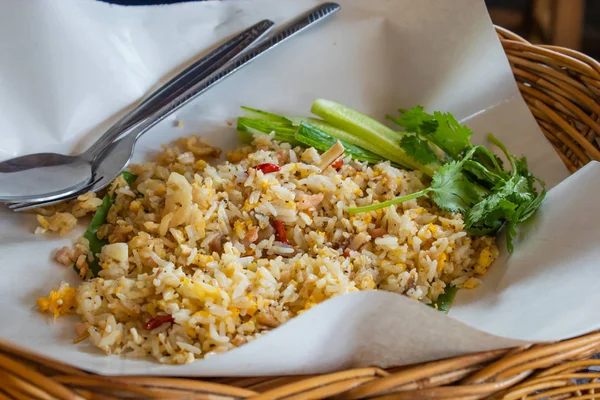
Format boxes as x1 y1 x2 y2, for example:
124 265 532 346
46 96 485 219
82 19 274 160
115 2 341 147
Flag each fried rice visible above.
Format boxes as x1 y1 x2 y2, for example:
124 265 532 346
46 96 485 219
35 133 498 364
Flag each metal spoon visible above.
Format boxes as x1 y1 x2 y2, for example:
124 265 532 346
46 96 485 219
9 2 342 212
0 19 274 203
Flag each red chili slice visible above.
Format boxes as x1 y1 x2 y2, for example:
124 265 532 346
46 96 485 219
271 219 289 244
144 315 174 330
254 163 281 173
331 159 343 170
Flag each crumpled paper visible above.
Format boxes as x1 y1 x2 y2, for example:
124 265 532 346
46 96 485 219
1 0 596 377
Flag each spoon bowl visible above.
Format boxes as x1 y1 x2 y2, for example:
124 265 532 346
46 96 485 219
0 153 93 201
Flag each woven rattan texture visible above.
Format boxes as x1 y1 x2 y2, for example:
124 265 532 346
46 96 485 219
1 26 599 400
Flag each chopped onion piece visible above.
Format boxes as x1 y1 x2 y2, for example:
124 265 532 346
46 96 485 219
316 140 345 172
348 232 370 251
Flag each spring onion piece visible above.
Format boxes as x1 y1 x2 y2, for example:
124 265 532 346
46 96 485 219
237 107 385 164
241 106 292 122
237 117 300 146
121 171 137 186
74 172 137 278
430 286 457 314
79 195 113 277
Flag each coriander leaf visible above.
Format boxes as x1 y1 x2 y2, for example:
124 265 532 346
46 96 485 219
430 161 481 213
465 177 520 232
390 107 473 159
462 159 503 188
429 112 473 159
466 197 518 235
471 180 491 200
399 134 439 165
430 286 457 314
465 152 542 249
517 184 546 223
514 156 538 192
467 225 504 237
488 133 518 173
505 185 546 251
389 105 438 136
503 175 535 204
472 146 506 176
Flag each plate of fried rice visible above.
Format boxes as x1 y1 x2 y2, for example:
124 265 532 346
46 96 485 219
31 98 526 365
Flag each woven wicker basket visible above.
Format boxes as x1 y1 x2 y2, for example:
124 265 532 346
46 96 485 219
2 26 599 400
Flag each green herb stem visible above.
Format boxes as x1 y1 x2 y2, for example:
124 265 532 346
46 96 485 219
347 189 431 214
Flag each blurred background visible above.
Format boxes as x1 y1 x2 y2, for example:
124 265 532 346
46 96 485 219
485 0 599 58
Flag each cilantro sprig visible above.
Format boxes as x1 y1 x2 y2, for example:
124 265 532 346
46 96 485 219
389 106 472 160
350 106 546 252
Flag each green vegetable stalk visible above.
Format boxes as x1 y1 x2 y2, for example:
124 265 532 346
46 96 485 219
311 99 441 175
430 286 457 314
295 122 384 164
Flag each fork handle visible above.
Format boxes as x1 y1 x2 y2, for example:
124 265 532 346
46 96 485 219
81 19 274 161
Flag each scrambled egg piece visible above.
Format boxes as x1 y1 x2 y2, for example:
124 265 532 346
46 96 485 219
129 199 142 212
475 247 498 275
193 254 214 266
36 283 77 319
437 253 447 273
233 220 247 239
358 275 376 290
246 301 258 316
227 150 247 163
177 277 220 302
462 277 481 289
